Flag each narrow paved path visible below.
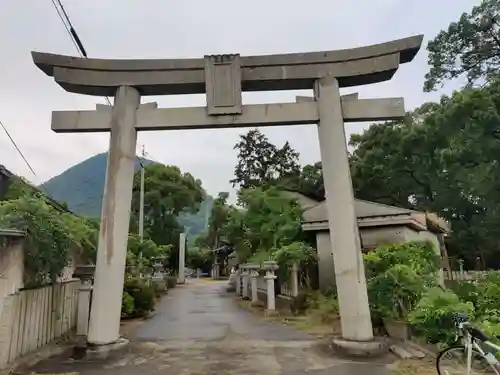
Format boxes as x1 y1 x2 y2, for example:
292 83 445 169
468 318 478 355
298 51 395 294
27 280 393 375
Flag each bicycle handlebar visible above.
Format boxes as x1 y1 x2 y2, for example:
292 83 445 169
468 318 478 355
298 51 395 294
453 312 469 327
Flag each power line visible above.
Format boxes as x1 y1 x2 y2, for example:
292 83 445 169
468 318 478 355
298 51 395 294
0 119 36 176
0 119 70 212
50 0 137 157
53 0 87 57
50 0 82 57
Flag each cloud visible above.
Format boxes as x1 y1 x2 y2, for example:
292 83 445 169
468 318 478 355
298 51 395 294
0 0 480 197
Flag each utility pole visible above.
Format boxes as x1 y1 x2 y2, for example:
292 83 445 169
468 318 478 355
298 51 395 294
138 145 147 277
139 145 146 239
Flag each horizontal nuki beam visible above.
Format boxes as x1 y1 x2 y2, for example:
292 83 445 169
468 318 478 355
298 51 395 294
32 35 423 96
51 97 405 133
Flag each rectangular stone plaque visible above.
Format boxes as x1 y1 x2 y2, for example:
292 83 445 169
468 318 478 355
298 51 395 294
204 54 242 115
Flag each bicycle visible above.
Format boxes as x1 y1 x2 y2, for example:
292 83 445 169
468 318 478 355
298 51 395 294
436 313 500 374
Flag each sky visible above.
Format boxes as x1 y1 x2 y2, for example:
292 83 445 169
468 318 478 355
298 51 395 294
0 0 480 201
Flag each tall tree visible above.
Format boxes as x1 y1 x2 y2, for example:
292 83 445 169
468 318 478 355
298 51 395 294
207 192 230 248
287 162 325 201
130 163 205 250
425 0 500 91
231 129 300 188
349 81 500 269
222 187 304 261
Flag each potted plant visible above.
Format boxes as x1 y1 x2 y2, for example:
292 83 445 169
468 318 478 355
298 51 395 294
368 264 423 341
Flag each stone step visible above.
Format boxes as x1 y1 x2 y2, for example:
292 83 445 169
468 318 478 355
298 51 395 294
403 342 426 359
389 344 413 359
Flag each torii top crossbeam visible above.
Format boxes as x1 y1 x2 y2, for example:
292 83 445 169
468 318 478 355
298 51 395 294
32 35 423 97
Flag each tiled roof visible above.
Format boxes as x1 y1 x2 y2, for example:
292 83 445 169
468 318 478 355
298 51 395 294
303 199 415 223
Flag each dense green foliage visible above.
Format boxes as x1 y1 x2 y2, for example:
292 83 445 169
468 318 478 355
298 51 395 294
350 80 500 268
223 187 305 262
362 241 500 346
0 177 98 286
409 287 475 345
128 163 205 269
123 278 155 318
365 242 439 321
424 0 500 91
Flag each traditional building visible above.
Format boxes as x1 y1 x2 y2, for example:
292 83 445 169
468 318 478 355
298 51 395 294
281 190 449 290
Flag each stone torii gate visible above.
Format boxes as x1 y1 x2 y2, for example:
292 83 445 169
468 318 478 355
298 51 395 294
32 34 423 350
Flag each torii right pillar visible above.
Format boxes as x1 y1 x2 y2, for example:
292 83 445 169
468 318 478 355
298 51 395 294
315 76 373 342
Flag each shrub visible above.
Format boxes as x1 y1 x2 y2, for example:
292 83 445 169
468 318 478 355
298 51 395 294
448 280 478 307
165 275 177 289
368 264 424 322
364 241 439 283
315 294 339 323
408 287 474 345
291 290 339 321
474 271 500 315
152 280 167 297
121 291 135 317
124 278 155 317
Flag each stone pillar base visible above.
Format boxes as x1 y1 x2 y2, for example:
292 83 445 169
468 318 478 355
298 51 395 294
72 337 129 360
265 309 280 317
250 300 264 308
330 336 388 357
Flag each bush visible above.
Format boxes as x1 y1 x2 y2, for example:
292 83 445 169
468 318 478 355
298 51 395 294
291 290 338 322
165 275 177 289
364 241 439 284
124 278 155 317
291 290 314 315
408 287 474 345
448 280 477 307
474 271 500 315
121 291 135 317
368 264 424 322
152 280 168 297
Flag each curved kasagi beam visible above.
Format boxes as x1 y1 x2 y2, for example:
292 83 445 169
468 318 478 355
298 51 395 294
32 35 423 97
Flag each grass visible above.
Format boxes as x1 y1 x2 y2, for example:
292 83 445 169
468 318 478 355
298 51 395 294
237 297 341 338
389 358 436 375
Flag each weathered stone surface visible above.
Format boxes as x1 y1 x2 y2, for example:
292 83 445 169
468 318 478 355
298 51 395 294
331 337 388 357
51 98 405 133
31 35 423 96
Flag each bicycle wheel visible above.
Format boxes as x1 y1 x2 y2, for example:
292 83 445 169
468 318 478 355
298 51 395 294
437 345 497 375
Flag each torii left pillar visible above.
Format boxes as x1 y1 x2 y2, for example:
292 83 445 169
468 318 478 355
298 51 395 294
87 86 140 345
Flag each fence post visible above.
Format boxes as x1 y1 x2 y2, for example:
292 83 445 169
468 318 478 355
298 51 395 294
0 295 16 368
248 265 260 306
291 263 299 297
263 261 279 315
235 269 241 296
73 265 95 343
241 266 250 300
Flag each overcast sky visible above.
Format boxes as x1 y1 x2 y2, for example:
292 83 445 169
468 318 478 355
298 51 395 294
0 0 478 200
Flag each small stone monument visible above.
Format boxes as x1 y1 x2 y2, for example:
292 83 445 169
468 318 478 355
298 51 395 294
152 256 167 293
72 265 95 341
263 260 279 315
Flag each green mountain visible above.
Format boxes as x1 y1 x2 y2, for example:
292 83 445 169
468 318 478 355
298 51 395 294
41 152 212 236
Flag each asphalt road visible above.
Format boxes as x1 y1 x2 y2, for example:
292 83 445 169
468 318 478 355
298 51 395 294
26 280 393 375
